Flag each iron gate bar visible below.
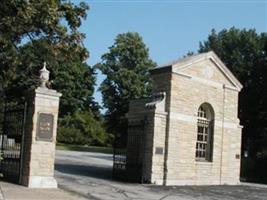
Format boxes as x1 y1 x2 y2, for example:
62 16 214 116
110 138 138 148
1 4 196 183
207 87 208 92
0 101 27 183
126 122 144 183
113 120 145 183
19 102 27 184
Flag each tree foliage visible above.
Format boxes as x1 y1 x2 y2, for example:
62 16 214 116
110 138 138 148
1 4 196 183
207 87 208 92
0 0 89 90
97 32 156 135
13 40 98 117
0 0 106 146
199 28 267 159
0 0 97 115
57 111 111 146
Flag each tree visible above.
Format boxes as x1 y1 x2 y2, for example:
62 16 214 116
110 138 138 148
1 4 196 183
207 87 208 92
13 40 98 117
0 0 101 116
198 28 267 180
97 32 156 136
57 111 110 146
0 0 89 96
0 0 107 145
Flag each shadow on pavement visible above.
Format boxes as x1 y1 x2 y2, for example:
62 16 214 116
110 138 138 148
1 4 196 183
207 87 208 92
55 163 113 180
83 154 113 161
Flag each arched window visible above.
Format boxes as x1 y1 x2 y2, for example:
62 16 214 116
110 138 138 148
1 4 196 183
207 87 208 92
195 103 214 162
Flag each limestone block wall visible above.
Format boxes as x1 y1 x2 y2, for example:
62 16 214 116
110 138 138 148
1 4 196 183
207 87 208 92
150 111 167 185
164 71 242 185
21 87 61 188
127 95 167 184
29 91 59 176
127 55 242 185
151 71 172 111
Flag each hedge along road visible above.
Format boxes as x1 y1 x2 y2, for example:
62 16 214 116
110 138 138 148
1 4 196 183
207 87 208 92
55 150 267 200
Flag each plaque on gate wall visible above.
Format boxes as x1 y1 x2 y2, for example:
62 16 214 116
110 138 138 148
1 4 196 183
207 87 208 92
36 113 54 141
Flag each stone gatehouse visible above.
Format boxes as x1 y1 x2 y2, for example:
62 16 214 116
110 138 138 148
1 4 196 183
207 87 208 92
126 51 243 185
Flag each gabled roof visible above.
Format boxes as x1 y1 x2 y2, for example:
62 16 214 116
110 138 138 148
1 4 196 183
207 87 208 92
151 51 243 90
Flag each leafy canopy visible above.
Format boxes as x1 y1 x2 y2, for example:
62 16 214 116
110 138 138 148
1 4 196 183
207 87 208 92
0 0 106 145
57 111 110 146
0 0 100 116
0 0 89 91
199 27 267 157
97 32 156 134
17 40 98 116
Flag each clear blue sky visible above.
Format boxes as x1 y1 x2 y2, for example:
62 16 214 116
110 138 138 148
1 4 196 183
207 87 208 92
77 0 267 108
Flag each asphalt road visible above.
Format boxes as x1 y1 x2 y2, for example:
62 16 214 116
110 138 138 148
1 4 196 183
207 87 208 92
55 150 267 200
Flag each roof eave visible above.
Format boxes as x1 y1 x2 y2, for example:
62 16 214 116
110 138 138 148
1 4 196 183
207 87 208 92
150 65 172 75
208 52 243 90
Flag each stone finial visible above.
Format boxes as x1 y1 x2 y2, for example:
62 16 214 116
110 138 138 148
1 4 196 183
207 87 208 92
39 62 50 88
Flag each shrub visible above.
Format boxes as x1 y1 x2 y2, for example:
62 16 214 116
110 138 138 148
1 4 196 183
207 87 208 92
57 111 110 146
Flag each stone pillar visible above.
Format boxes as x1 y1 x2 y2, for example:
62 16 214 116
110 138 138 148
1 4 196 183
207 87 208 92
21 63 62 188
126 92 167 184
146 93 167 185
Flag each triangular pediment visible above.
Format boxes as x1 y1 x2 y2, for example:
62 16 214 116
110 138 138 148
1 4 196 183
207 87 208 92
170 51 242 90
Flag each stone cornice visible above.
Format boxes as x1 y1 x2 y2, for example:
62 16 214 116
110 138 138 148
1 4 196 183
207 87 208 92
35 87 62 98
169 112 242 130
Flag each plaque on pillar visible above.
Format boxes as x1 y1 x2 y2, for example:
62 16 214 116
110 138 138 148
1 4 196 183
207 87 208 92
36 113 54 141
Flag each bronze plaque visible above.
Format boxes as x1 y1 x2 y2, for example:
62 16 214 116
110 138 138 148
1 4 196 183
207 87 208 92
37 113 54 141
155 147 164 155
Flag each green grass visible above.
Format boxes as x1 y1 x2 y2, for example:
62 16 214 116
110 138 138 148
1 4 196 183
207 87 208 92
56 143 113 154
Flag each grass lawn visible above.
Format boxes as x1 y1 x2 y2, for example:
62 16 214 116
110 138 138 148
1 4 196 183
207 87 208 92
56 143 113 154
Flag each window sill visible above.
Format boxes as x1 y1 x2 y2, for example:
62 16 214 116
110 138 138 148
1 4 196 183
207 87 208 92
195 159 213 164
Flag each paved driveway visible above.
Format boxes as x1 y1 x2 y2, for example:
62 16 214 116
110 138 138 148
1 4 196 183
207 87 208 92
55 150 267 200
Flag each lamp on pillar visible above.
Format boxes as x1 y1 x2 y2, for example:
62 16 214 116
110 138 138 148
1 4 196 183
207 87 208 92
39 62 50 88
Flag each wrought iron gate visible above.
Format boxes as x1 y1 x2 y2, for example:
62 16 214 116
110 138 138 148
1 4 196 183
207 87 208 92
113 139 127 180
113 120 145 183
0 101 27 183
